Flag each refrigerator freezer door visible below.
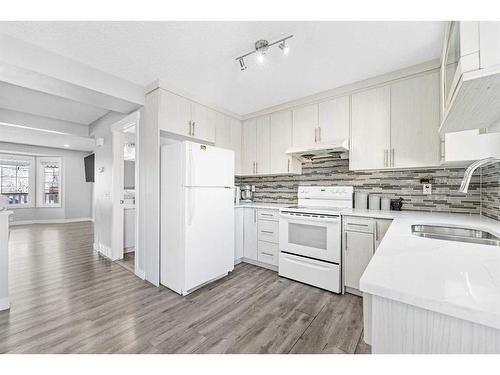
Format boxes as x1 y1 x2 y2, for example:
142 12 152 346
185 142 234 187
184 186 234 293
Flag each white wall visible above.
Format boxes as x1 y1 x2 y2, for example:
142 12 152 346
0 142 93 223
88 111 126 256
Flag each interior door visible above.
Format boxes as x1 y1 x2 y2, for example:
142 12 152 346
350 86 391 170
270 110 293 174
344 230 374 290
318 96 350 144
241 119 257 175
390 72 441 168
292 104 318 148
185 142 234 187
256 116 270 175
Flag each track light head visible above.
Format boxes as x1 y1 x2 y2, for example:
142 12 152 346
279 40 290 55
239 58 247 71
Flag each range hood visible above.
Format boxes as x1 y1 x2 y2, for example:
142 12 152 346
285 139 349 162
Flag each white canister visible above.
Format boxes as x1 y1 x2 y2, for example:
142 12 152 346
354 192 368 209
381 197 391 211
368 195 381 210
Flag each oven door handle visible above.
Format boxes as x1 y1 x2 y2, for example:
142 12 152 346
279 213 341 223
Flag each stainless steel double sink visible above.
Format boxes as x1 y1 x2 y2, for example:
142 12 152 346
411 224 500 246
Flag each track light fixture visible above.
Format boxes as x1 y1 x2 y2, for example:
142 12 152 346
235 35 293 70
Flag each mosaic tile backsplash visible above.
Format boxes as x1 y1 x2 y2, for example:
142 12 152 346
236 157 499 220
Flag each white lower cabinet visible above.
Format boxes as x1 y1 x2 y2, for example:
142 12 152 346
238 207 279 268
343 216 392 293
344 229 374 291
257 241 278 267
243 207 258 261
234 208 244 262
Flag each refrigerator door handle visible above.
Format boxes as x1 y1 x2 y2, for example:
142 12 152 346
187 188 194 226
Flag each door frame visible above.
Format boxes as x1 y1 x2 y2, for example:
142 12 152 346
111 111 142 278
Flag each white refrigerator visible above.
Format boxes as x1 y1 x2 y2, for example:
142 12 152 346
161 141 235 295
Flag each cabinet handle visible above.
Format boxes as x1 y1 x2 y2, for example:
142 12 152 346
318 127 322 142
391 148 394 167
192 121 196 136
261 230 274 234
348 223 368 227
261 252 274 257
375 221 379 241
344 231 348 251
384 149 388 168
252 161 255 174
287 158 290 173
255 161 258 174
188 121 192 136
261 213 273 217
254 209 256 223
314 128 317 143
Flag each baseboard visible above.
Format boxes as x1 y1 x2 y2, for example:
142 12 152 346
10 217 93 226
135 267 146 280
0 297 10 311
93 242 112 259
234 257 243 266
241 257 278 272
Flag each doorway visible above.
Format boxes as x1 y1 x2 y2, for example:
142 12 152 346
110 111 141 278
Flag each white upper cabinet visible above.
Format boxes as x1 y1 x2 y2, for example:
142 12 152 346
318 96 350 144
242 118 257 175
157 88 216 143
292 104 318 148
440 21 500 133
390 71 441 168
256 116 271 175
215 113 242 175
350 85 391 170
190 102 216 143
270 110 301 174
158 89 191 137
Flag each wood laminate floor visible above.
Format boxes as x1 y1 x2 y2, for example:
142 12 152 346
0 222 370 354
116 251 135 274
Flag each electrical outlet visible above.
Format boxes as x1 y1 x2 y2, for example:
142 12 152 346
251 185 256 192
423 184 432 195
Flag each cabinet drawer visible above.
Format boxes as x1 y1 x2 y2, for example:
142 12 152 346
258 219 279 243
258 241 278 266
257 209 279 221
343 216 374 233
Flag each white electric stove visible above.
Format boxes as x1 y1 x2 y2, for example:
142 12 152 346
279 186 354 293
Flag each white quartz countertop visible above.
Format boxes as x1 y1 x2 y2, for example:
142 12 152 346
234 202 289 210
358 210 500 330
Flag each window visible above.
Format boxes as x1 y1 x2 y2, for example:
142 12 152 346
37 157 62 208
0 155 35 207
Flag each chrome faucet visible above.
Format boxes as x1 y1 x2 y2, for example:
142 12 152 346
459 157 500 193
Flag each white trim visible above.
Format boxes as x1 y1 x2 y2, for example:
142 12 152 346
0 297 9 311
135 267 146 280
241 257 278 272
10 217 92 226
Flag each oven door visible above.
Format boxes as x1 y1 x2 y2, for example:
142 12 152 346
279 212 341 263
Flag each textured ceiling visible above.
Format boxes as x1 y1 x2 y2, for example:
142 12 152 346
0 21 445 115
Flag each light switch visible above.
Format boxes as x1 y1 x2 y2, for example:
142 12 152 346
423 184 432 195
